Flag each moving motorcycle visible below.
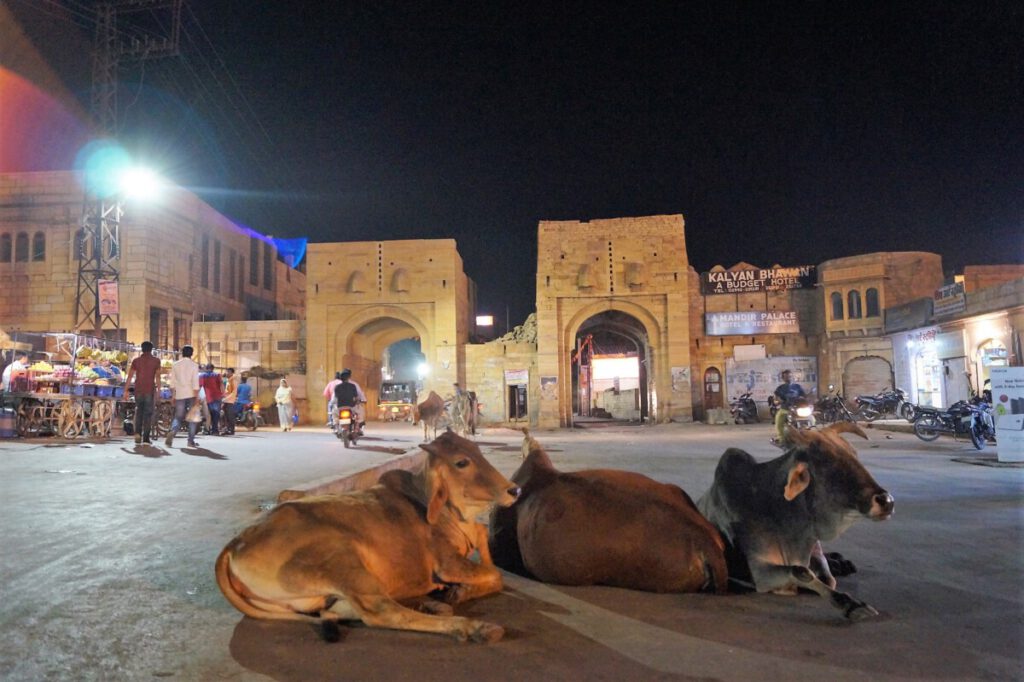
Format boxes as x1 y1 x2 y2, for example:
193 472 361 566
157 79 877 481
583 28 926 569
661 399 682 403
814 385 856 424
334 404 361 448
237 402 264 431
729 392 759 424
769 395 816 448
913 398 996 450
854 388 917 422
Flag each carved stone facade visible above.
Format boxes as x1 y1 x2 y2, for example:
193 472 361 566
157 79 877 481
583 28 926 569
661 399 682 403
534 215 695 427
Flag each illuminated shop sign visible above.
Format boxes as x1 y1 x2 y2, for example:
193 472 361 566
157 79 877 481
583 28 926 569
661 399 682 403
705 311 800 336
701 266 816 295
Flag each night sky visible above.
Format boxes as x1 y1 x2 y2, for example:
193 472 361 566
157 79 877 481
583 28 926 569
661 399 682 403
8 1 1024 329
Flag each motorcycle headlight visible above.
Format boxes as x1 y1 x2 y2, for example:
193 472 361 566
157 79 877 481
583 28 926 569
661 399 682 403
795 405 814 418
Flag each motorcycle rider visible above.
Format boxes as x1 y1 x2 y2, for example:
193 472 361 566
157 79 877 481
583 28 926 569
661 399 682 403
333 369 367 435
235 376 253 424
772 369 806 445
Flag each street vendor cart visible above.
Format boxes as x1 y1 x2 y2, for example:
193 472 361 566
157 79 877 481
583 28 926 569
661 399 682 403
0 332 175 440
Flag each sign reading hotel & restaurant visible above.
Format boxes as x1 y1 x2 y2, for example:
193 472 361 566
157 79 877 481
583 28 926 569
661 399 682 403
705 311 800 336
701 266 816 295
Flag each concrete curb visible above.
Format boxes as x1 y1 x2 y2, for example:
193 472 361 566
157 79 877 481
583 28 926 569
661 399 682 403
864 420 915 434
277 449 425 502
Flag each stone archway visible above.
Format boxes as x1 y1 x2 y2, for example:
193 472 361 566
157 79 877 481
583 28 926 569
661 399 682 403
556 298 669 427
332 308 430 418
305 240 473 424
570 309 653 423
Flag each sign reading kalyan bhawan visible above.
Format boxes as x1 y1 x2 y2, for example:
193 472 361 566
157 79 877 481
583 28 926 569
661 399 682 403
705 311 800 336
701 266 816 295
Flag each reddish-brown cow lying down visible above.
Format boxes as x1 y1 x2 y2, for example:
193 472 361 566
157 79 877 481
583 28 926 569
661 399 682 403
489 430 727 593
216 432 521 642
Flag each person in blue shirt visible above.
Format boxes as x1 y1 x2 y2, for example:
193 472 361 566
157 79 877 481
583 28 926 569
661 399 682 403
235 376 253 412
773 369 807 444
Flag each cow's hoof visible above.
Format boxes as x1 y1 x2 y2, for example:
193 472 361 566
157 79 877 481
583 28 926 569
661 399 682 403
417 599 454 616
468 621 504 644
825 552 858 577
844 602 879 621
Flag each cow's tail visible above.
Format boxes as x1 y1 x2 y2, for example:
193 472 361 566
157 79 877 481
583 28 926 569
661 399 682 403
215 540 320 623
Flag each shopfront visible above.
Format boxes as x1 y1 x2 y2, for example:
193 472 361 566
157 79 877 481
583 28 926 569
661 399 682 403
892 326 944 409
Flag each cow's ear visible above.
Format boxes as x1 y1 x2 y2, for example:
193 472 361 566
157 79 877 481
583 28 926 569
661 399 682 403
784 461 810 501
420 452 450 524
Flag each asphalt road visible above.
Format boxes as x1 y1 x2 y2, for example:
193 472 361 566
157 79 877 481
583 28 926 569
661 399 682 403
0 421 1021 681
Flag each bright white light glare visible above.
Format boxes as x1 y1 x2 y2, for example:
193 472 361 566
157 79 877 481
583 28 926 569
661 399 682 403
592 356 639 380
476 315 494 326
416 363 430 378
119 166 162 200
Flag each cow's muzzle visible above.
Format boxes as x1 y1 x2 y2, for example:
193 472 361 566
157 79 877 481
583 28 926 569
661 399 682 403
869 491 894 520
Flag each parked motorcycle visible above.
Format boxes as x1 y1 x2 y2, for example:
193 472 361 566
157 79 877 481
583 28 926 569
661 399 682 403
854 388 917 422
237 402 264 431
913 398 996 450
729 392 759 424
814 385 856 424
334 405 360 448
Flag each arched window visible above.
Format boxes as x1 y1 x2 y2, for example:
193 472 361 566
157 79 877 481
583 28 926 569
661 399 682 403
865 288 880 317
830 292 844 320
32 231 45 261
847 290 863 319
14 232 29 262
0 234 11 262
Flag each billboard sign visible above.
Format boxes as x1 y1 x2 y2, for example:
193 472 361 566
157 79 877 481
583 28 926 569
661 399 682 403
705 311 800 336
701 266 816 295
98 279 119 316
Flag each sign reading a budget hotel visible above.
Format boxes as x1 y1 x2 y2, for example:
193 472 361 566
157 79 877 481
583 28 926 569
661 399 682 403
705 311 800 336
701 266 816 295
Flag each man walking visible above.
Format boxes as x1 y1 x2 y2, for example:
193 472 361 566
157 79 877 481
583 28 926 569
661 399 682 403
123 341 162 444
165 345 201 448
221 368 237 435
199 363 224 435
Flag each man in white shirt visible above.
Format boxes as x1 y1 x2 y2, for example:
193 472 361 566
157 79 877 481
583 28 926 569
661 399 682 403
164 345 201 448
1 352 29 392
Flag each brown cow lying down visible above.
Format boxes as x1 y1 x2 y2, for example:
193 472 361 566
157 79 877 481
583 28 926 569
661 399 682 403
696 422 893 620
215 432 521 642
489 430 727 593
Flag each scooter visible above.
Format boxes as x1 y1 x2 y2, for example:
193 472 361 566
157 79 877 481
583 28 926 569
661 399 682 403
729 392 759 424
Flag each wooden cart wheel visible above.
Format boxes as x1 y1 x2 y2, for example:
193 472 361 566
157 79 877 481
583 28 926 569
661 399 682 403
38 404 57 436
57 400 84 438
152 402 174 437
89 400 114 438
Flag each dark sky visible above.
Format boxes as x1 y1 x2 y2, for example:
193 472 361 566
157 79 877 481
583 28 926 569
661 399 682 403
10 1 1024 328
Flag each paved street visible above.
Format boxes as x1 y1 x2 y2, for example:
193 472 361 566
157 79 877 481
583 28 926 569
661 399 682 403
0 421 1021 681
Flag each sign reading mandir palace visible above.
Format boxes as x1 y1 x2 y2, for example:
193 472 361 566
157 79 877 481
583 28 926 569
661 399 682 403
705 311 800 336
701 266 816 295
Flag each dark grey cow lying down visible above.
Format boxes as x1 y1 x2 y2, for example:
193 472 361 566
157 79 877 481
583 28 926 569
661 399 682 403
696 422 894 620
